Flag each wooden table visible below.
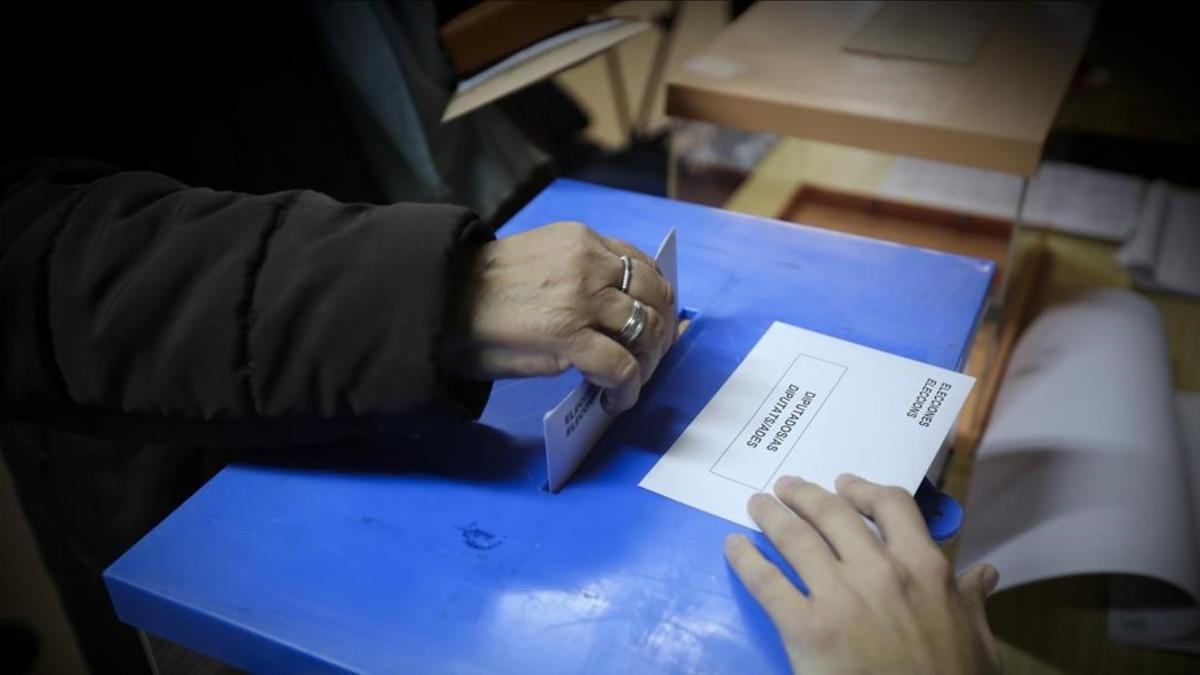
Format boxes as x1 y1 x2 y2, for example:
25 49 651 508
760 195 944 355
666 1 1095 176
666 0 1097 317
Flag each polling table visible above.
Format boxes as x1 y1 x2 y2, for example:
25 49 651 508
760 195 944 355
106 179 993 673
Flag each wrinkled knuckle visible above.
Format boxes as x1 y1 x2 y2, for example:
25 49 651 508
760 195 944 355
572 282 598 308
544 308 583 341
585 270 613 297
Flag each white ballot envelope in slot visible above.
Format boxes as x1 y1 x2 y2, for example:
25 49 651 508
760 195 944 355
640 322 974 529
543 229 678 492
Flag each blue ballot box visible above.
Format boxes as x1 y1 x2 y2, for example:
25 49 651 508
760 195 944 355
105 179 993 673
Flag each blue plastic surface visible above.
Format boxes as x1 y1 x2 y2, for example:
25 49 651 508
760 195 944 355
105 179 994 674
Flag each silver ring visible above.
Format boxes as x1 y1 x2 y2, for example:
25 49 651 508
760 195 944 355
618 255 633 294
615 299 647 347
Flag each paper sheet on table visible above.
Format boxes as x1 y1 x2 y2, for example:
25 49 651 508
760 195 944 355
1117 183 1200 299
543 229 678 492
879 159 1145 242
1108 391 1200 654
843 2 998 65
443 18 649 123
880 157 1023 220
1021 163 1145 241
956 290 1200 622
639 322 974 529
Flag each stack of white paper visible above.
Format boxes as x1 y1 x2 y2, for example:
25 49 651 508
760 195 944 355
1021 162 1146 241
956 289 1200 654
880 157 1024 221
879 158 1146 242
1117 183 1200 299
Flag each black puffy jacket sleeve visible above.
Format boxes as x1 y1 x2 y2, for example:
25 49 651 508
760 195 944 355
0 159 494 445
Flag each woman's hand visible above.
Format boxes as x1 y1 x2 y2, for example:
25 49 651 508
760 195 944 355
441 221 676 413
725 474 1001 675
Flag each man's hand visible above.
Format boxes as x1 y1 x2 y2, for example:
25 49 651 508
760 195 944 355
441 221 676 413
725 474 1001 675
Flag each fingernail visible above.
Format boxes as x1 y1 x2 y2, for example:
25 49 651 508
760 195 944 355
724 533 745 552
